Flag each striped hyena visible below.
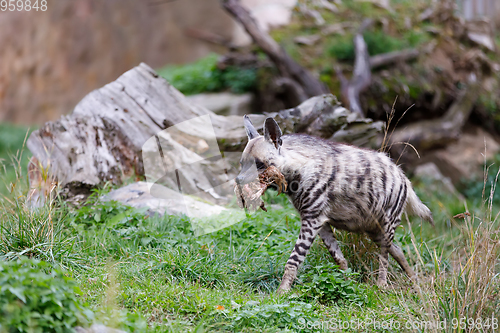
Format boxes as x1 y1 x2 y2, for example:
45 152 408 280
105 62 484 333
235 116 434 292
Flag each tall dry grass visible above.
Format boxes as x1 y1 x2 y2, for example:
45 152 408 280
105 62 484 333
397 183 500 332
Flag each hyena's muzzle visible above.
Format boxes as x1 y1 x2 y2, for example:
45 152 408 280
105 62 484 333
234 145 287 212
235 158 259 187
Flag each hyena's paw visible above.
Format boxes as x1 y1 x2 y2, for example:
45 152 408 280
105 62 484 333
276 279 293 294
277 266 297 293
337 259 348 271
276 286 290 295
376 279 389 289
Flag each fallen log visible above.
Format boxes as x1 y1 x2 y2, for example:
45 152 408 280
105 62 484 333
27 63 247 203
27 63 383 207
388 75 480 160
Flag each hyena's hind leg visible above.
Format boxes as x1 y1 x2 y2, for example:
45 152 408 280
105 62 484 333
368 218 397 287
370 217 416 286
385 218 417 282
318 224 348 270
388 243 417 282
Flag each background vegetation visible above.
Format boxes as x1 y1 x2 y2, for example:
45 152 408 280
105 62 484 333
157 54 258 96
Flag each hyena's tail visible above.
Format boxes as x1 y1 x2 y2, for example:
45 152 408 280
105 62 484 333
405 180 434 226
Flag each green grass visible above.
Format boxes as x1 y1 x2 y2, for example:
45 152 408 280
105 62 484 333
0 125 498 331
0 166 498 332
0 123 31 162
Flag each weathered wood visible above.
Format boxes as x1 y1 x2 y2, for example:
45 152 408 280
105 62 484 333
221 0 329 100
27 63 256 203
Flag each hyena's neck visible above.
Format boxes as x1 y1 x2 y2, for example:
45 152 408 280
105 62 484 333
277 134 339 198
276 145 312 196
278 137 315 174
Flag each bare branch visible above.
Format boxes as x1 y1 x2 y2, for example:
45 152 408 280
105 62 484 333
221 0 328 100
370 48 420 69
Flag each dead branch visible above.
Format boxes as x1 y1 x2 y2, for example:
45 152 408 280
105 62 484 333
369 48 420 69
337 19 373 117
221 0 329 101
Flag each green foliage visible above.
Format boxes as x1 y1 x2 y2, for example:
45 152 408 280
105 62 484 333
219 67 257 94
157 54 222 95
298 262 369 306
327 30 428 62
404 29 431 48
364 31 405 57
68 195 196 258
157 54 257 95
222 300 320 332
91 307 148 333
238 259 284 293
326 35 356 61
0 257 92 332
69 199 148 230
0 123 30 164
1 154 497 331
148 245 230 288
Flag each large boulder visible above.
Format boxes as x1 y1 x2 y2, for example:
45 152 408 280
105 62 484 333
414 125 500 184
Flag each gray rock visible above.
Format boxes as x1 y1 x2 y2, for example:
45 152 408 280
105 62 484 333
102 181 227 218
414 162 462 198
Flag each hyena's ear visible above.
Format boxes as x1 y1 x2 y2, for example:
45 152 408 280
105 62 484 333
264 117 282 149
244 115 259 140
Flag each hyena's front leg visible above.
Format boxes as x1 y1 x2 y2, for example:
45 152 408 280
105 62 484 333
277 217 324 293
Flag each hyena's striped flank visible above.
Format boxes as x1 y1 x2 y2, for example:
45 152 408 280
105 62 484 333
236 116 433 292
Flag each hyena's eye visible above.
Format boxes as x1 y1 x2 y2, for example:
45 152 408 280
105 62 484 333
255 158 266 171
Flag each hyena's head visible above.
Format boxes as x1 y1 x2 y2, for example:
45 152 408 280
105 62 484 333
235 115 283 185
